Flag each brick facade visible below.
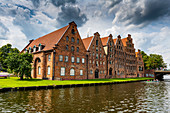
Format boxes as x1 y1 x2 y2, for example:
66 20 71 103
136 49 145 77
22 21 144 80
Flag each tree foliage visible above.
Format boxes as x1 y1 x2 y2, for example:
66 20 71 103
0 44 19 70
5 52 33 80
141 51 167 70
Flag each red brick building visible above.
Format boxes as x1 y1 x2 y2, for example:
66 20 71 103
22 21 144 80
136 49 145 77
82 32 107 79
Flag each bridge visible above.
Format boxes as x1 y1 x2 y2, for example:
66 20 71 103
154 70 170 81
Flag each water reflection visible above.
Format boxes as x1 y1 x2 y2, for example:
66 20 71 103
0 81 170 112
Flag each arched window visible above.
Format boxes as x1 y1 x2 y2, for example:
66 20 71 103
71 37 75 42
77 47 79 52
66 36 69 41
70 68 75 76
77 39 79 44
71 46 74 51
38 66 41 75
96 40 98 46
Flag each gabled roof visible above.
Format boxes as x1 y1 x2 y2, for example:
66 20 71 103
82 36 93 50
113 38 117 44
22 25 69 52
101 37 109 46
122 38 128 46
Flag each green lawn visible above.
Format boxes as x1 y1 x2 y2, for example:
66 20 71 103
0 77 154 88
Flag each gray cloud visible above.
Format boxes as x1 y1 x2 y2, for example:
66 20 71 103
110 0 170 27
0 22 9 40
57 6 88 27
51 0 76 7
31 0 40 8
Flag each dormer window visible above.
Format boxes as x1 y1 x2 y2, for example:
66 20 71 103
33 45 36 52
38 43 42 51
29 47 32 53
25 49 27 53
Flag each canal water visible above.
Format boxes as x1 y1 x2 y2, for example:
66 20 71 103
1 77 170 112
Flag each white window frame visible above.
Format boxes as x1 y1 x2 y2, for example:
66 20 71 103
77 57 80 63
65 56 68 62
48 54 51 61
33 46 36 52
59 55 63 61
70 68 75 76
60 67 65 76
71 56 74 63
82 58 85 64
80 70 83 76
47 66 50 75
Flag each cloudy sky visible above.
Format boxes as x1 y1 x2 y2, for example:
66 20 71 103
0 0 170 68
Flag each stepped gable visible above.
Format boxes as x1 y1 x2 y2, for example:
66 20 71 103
82 36 94 50
21 24 69 52
121 38 128 46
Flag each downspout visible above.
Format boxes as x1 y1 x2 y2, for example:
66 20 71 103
52 49 56 80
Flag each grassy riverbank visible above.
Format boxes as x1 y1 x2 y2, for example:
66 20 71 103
0 77 153 88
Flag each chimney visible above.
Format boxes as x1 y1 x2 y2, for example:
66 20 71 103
29 39 34 43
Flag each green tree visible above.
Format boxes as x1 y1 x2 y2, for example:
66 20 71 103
141 51 167 70
5 52 33 80
0 44 19 70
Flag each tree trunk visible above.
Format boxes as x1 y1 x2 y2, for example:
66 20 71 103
20 75 23 80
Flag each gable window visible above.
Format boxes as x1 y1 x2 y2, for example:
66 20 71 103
77 39 79 44
100 53 102 57
70 68 75 76
71 56 74 63
59 55 63 61
93 45 94 49
96 61 99 66
110 42 112 46
33 45 36 52
82 58 85 63
48 54 51 61
65 56 68 62
77 57 80 63
93 52 95 56
66 45 68 50
66 36 69 41
71 46 74 51
60 67 65 76
96 47 98 51
96 53 98 59
89 60 91 64
38 66 41 75
96 40 98 46
80 70 83 76
100 61 102 65
71 37 75 42
77 47 79 52
100 47 101 51
72 29 75 34
47 66 50 75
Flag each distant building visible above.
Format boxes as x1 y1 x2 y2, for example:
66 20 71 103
136 49 145 77
21 21 144 80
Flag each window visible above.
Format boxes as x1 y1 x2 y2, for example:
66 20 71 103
100 71 102 74
72 29 75 34
77 57 80 63
77 39 79 44
93 45 94 49
29 47 32 54
82 58 85 63
100 61 102 65
96 61 99 66
71 37 75 42
96 53 98 59
38 43 41 51
48 54 51 61
66 45 68 50
65 56 68 62
93 52 95 56
71 46 74 51
110 42 112 46
103 61 105 65
33 46 36 52
80 70 83 75
96 47 98 51
96 40 98 46
70 68 75 76
66 36 69 41
47 66 50 75
38 66 41 75
89 60 91 64
60 67 65 76
93 61 95 64
59 55 63 61
100 53 102 57
71 56 74 63
103 71 105 74
109 61 112 64
25 49 27 53
77 47 79 52
90 70 93 74
100 47 101 51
